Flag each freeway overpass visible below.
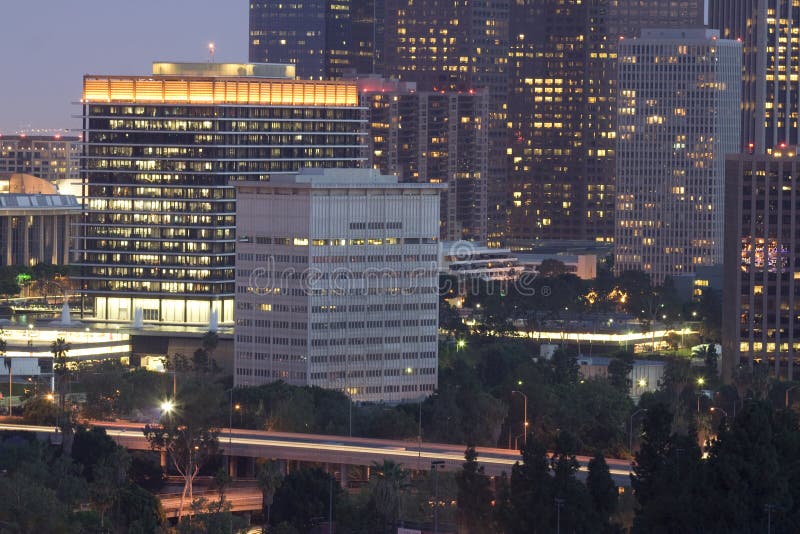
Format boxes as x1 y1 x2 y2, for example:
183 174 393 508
0 421 633 486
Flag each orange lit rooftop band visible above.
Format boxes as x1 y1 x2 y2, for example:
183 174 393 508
83 76 359 107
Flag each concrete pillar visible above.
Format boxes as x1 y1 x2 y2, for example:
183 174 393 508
245 457 256 478
37 215 44 264
51 215 59 264
21 216 29 266
228 456 238 478
4 219 11 265
160 450 167 471
340 463 349 489
63 214 71 264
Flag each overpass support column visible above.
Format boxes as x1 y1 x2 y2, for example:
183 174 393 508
228 456 237 478
340 463 349 489
245 457 256 478
160 450 167 472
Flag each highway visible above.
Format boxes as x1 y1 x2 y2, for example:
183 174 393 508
0 421 633 485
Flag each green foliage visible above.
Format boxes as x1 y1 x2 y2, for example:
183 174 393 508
21 396 60 425
587 451 618 520
456 446 494 533
607 351 634 393
270 467 344 532
0 428 163 532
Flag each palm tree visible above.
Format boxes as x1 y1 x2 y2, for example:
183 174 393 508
370 459 410 532
50 337 71 411
256 460 284 532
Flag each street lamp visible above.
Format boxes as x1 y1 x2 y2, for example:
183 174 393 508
637 378 647 388
629 408 648 454
160 400 174 415
710 406 728 418
511 390 528 446
696 376 705 387
456 339 466 351
786 384 799 409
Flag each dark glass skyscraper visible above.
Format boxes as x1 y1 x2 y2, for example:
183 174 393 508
709 0 800 151
249 0 354 79
383 0 509 245
506 0 706 246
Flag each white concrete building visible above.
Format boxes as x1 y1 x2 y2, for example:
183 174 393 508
614 28 741 283
234 168 443 403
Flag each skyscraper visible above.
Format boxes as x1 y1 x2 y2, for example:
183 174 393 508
506 0 707 246
249 0 353 79
722 150 800 381
709 0 800 151
614 29 741 283
359 78 489 242
234 168 441 402
383 0 509 245
78 62 365 325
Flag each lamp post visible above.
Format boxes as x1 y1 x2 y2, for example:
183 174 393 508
511 390 528 446
629 408 648 454
786 384 799 409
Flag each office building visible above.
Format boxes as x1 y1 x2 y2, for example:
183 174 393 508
78 62 366 326
722 150 800 381
1 174 80 267
614 29 741 283
0 135 80 190
234 168 442 403
249 0 353 79
383 0 509 245
507 0 707 246
359 77 488 241
709 0 800 151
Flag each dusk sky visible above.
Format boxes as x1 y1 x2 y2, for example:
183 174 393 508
0 1 247 134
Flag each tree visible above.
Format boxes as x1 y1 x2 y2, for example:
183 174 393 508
50 337 71 411
607 351 634 393
257 460 284 528
455 446 493 534
21 396 59 425
586 451 618 522
270 468 344 532
505 436 554 533
143 387 221 521
537 259 570 278
552 347 579 385
370 459 410 532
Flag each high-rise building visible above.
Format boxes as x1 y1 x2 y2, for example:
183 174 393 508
709 0 800 151
614 29 741 283
249 0 354 79
77 62 366 326
359 77 488 242
0 135 80 186
506 0 707 246
383 0 509 245
722 150 800 381
234 168 441 402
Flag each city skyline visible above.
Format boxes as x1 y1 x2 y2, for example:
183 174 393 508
0 1 247 133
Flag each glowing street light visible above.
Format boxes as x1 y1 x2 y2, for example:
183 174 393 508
637 378 648 388
697 377 706 387
456 339 467 351
160 400 174 414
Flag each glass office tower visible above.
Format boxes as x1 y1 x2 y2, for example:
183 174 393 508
78 62 366 325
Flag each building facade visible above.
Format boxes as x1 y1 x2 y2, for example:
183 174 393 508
249 0 354 79
506 0 707 246
359 77 488 242
77 62 366 326
614 29 741 283
0 135 80 185
723 151 800 381
709 0 800 151
383 0 509 245
234 168 441 403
